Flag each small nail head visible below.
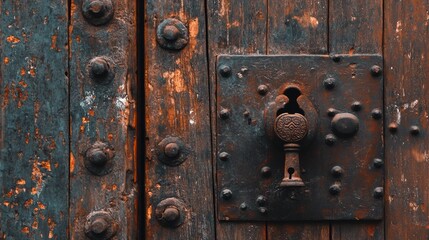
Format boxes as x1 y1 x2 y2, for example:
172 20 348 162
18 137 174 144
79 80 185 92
327 108 339 117
351 101 362 112
164 142 181 158
261 166 271 177
371 108 382 119
388 122 398 133
374 187 384 199
331 54 341 62
219 65 232 77
371 65 382 77
373 158 384 168
325 134 337 146
329 184 341 195
219 109 230 119
219 152 230 161
240 203 247 210
221 189 233 200
259 207 268 214
256 195 267 206
410 125 420 135
257 85 268 96
331 166 343 178
323 77 336 90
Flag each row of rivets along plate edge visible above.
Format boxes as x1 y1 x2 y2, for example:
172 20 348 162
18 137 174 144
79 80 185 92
80 0 118 239
154 18 190 228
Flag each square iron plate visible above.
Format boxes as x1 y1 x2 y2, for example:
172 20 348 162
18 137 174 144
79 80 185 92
215 55 383 221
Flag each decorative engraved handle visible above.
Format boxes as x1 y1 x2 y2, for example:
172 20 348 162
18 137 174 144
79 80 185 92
274 113 308 187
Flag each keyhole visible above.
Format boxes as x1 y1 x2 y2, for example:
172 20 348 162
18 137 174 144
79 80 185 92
277 87 305 116
288 167 295 179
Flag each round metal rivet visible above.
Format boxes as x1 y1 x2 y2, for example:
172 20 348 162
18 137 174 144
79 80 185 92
323 77 336 90
156 137 190 166
331 113 360 138
84 141 115 176
219 65 232 77
82 0 114 26
370 65 382 77
164 142 181 158
221 189 233 200
162 25 180 41
257 85 269 96
410 125 420 135
155 198 186 228
374 187 384 199
219 152 230 161
85 211 118 239
88 57 115 85
371 108 382 119
373 158 384 168
351 101 362 112
331 166 343 178
329 184 341 195
156 18 189 50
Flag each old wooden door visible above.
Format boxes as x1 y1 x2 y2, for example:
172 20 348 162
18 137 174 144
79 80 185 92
1 0 429 239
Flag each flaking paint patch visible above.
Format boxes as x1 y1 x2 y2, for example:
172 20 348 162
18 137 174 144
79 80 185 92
70 152 75 173
163 70 186 92
411 149 429 162
80 91 95 109
293 12 319 28
115 95 128 110
188 18 199 53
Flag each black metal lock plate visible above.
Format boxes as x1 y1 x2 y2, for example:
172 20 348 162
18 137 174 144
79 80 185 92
215 55 383 221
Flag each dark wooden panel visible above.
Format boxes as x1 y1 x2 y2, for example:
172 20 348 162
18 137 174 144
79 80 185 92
144 1 215 239
267 0 330 239
268 0 328 54
69 0 138 239
329 0 384 239
268 223 329 240
331 222 384 240
207 0 268 238
0 1 69 238
329 0 382 54
385 1 429 239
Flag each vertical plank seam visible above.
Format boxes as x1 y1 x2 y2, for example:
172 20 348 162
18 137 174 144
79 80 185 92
382 0 386 239
204 0 217 239
67 0 72 238
327 0 330 54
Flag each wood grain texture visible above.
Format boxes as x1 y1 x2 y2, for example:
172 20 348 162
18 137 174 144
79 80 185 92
0 1 69 239
329 0 383 54
207 0 268 239
384 1 429 239
268 223 330 240
329 1 384 239
69 0 138 239
268 0 328 54
144 1 215 239
331 222 384 240
267 1 329 239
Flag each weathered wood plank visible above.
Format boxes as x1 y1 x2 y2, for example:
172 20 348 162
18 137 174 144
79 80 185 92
268 223 330 240
329 0 383 239
267 1 329 239
207 0 268 239
268 0 328 54
384 1 429 239
0 1 69 239
69 0 138 239
329 0 382 54
144 1 215 239
331 222 384 240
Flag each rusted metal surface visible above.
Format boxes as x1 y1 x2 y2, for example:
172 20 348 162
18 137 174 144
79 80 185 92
215 54 383 221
